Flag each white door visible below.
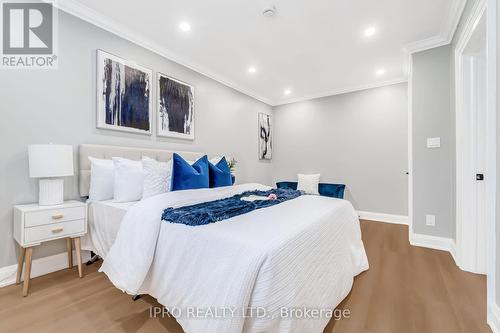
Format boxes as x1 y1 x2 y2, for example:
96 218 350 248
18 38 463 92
457 14 487 274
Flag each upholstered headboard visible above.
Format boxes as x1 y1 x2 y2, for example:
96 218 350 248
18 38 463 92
79 144 205 197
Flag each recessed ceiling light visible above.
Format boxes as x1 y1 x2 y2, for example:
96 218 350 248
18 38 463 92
262 5 277 18
284 89 291 95
179 21 191 32
248 66 257 74
376 68 386 76
364 27 376 37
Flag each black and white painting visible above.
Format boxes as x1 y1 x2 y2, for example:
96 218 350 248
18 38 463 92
258 113 272 160
157 73 195 140
96 50 152 134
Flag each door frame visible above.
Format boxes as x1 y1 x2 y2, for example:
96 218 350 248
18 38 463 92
454 0 496 321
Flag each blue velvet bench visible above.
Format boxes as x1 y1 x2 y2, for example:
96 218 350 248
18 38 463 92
276 181 346 199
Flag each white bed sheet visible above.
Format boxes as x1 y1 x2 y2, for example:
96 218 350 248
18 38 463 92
81 200 137 258
101 183 369 333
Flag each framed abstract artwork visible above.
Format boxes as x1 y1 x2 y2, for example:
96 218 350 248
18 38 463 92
157 73 195 140
96 50 153 135
258 113 272 160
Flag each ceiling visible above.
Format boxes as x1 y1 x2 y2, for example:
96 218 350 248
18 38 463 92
59 0 466 106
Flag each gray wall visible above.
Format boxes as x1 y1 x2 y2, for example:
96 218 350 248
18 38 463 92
411 45 455 238
272 83 408 215
0 11 273 267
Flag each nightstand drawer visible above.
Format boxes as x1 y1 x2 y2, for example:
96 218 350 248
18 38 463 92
25 206 85 228
24 219 85 244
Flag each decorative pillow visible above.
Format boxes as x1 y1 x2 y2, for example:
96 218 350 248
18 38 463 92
297 173 320 195
112 157 144 202
171 153 209 191
208 156 232 188
88 157 114 201
142 157 172 199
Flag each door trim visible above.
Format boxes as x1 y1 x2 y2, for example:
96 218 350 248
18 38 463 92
455 0 496 322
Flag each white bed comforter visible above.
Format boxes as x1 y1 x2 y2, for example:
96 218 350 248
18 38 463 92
100 183 368 333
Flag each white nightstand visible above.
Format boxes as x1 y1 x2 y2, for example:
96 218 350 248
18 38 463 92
13 200 87 296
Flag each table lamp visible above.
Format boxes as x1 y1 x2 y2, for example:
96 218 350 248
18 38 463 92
28 144 74 206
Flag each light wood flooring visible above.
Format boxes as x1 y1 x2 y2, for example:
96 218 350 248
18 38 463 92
0 221 491 333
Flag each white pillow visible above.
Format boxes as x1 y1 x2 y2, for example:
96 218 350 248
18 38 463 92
297 173 320 195
112 157 144 202
142 157 172 198
88 157 114 201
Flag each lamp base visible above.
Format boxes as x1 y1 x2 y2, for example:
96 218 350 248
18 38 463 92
39 178 64 206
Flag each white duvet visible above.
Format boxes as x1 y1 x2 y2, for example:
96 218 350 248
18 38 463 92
100 183 368 333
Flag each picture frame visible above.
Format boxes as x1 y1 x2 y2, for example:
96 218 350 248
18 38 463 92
96 50 153 135
258 113 272 160
157 72 195 140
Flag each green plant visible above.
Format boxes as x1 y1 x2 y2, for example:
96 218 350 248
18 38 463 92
227 158 237 173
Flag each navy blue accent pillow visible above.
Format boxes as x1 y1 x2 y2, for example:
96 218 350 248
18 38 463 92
171 153 209 191
208 156 233 188
276 181 346 199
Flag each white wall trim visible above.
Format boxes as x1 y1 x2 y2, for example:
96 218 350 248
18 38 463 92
485 0 497 322
51 0 275 106
441 0 469 43
404 35 449 54
454 0 497 322
52 1 460 107
404 0 466 54
0 250 91 288
357 211 408 225
274 78 408 106
489 303 500 333
409 232 456 254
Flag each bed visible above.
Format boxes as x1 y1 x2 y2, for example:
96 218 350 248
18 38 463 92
78 144 369 333
81 200 135 258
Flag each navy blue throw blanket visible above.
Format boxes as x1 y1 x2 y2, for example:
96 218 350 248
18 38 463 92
162 188 302 227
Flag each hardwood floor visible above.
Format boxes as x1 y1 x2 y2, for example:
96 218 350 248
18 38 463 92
0 221 490 333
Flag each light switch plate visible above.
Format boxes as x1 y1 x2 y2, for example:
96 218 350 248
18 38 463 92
427 137 441 148
426 214 436 227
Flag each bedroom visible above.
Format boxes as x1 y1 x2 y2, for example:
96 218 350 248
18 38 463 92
0 0 498 332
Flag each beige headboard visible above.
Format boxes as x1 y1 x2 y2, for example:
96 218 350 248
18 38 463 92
79 144 205 197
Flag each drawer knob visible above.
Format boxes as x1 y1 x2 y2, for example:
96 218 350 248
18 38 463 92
51 228 64 234
52 214 64 220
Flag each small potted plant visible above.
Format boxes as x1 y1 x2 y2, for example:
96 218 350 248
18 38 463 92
227 157 237 174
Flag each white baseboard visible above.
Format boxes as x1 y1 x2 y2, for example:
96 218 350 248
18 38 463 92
489 303 500 333
409 231 456 253
0 250 91 288
357 211 408 225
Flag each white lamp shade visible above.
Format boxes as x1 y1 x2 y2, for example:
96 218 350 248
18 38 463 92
28 144 74 178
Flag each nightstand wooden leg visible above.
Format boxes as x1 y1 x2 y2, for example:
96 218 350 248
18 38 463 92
66 238 73 269
74 237 83 278
22 247 33 297
16 246 25 285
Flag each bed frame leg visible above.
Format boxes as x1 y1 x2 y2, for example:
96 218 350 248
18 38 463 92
132 294 142 301
86 252 101 266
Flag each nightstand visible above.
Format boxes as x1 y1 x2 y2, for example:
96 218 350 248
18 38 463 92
13 200 87 296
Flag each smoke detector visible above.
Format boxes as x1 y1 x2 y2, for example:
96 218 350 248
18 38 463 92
262 5 276 18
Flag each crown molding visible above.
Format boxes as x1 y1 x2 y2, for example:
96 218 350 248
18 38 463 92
52 0 275 106
404 35 449 54
441 0 468 43
273 77 408 106
52 0 464 107
404 0 466 54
